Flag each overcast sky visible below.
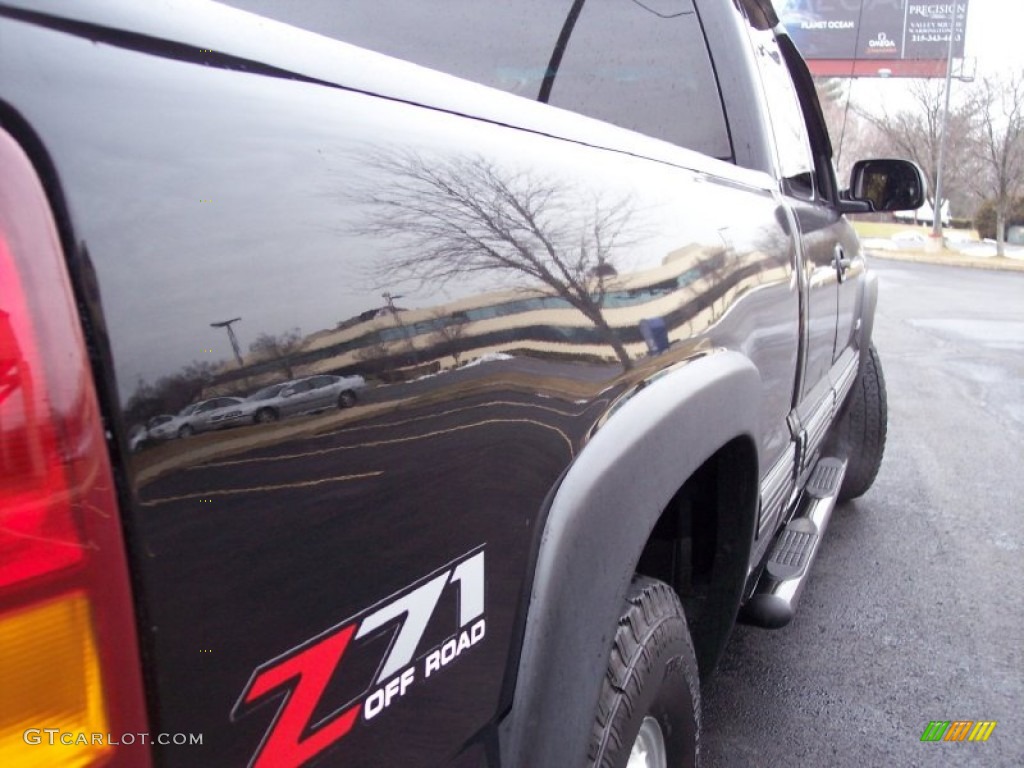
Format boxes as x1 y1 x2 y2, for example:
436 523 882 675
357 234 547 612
964 0 1024 73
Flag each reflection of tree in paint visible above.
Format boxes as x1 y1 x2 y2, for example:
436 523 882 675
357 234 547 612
249 328 304 379
122 359 225 427
430 311 469 367
355 151 640 370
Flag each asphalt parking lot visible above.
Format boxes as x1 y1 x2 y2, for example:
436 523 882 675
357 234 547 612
702 258 1024 767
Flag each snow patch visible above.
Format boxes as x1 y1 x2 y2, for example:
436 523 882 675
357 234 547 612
460 352 514 369
861 237 898 251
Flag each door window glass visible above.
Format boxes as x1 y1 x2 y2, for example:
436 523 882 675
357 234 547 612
548 0 731 158
747 28 814 198
227 1 730 158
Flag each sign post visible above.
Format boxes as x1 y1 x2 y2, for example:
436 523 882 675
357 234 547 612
931 4 957 242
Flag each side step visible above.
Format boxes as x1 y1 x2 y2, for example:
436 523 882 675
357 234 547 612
739 457 847 629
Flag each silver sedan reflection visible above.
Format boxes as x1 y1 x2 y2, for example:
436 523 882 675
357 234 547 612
238 375 366 424
176 397 246 437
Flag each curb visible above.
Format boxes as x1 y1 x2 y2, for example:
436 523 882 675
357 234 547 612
866 249 1024 273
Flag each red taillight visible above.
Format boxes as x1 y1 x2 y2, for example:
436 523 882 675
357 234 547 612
0 128 151 766
0 241 85 587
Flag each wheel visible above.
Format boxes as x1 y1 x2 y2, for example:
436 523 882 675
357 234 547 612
588 576 700 768
255 407 279 424
831 343 888 501
337 389 357 408
178 424 194 438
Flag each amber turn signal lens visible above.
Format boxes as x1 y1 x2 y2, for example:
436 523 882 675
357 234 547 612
0 592 110 768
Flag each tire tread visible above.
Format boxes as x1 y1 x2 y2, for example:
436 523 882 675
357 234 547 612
838 344 887 501
588 577 700 768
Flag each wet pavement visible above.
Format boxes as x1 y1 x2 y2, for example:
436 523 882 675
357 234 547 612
702 259 1024 767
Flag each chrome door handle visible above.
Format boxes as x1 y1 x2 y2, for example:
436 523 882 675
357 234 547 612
834 245 851 282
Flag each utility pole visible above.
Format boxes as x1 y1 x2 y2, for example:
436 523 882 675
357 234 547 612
931 4 959 241
381 292 419 365
211 317 244 367
381 292 402 314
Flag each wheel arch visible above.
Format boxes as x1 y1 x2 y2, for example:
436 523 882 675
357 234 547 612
256 405 279 421
856 269 879 365
635 433 758 678
499 350 762 768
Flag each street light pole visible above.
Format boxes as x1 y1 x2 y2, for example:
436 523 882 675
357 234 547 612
381 292 419 365
211 317 244 368
381 292 402 314
931 5 959 240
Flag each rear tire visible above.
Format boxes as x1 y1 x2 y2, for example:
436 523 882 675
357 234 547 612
255 407 278 424
588 577 700 768
338 389 357 408
832 343 888 501
178 424 193 438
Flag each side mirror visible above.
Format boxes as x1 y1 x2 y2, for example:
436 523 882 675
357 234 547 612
845 159 926 213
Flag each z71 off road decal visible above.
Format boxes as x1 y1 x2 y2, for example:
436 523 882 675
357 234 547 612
231 549 486 768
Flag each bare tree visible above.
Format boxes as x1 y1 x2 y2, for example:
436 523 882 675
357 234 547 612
815 78 847 160
857 79 979 217
430 311 469 367
123 358 225 424
814 78 886 183
354 151 638 370
249 328 303 379
972 72 1024 257
353 335 393 378
180 359 220 384
815 77 844 106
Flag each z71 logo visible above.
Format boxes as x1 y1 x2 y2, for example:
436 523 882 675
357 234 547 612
231 548 486 768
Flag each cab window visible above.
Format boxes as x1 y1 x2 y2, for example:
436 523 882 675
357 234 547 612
276 0 730 158
545 0 730 158
747 28 815 199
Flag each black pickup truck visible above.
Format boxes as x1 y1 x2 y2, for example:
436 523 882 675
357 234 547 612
0 1 924 766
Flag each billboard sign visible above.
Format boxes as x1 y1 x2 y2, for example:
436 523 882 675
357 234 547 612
778 1 970 76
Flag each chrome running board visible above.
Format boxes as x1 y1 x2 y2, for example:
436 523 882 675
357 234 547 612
739 457 847 629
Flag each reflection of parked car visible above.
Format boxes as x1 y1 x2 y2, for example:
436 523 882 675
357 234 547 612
155 403 200 440
236 382 291 424
280 375 364 414
176 397 245 437
239 375 365 424
128 424 148 454
144 414 177 442
128 414 176 452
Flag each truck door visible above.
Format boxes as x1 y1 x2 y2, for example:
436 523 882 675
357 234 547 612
748 30 841 406
748 27 865 468
774 33 866 372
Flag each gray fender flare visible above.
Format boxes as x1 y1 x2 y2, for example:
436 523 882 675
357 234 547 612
499 350 762 768
858 269 879 364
